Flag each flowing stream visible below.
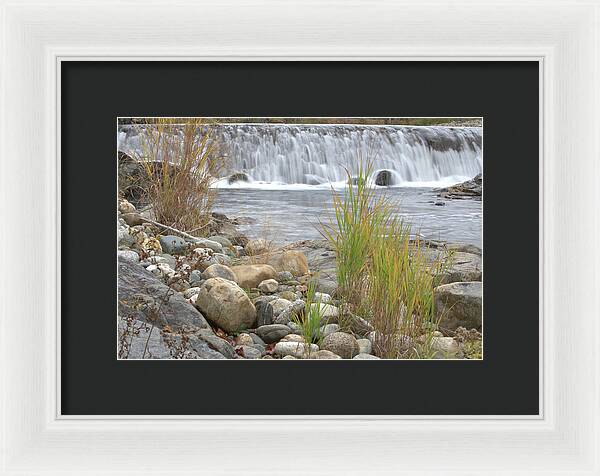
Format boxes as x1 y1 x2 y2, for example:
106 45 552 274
118 123 483 246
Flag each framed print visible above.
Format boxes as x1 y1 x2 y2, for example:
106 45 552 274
1 1 599 475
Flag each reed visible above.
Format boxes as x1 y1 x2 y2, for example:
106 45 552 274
133 118 224 235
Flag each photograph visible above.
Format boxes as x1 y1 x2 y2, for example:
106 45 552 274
117 117 483 360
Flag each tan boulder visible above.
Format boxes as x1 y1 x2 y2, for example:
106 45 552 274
195 278 256 332
230 264 277 289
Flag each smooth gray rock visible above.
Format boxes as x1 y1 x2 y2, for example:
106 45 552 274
435 281 482 331
274 341 318 358
159 235 188 255
320 323 340 337
193 238 223 253
357 338 372 355
249 333 266 346
256 324 290 343
118 258 210 331
196 328 236 359
118 249 140 263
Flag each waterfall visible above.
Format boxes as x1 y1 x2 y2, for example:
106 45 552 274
118 123 482 188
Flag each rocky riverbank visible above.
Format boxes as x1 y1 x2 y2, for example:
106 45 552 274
117 197 483 360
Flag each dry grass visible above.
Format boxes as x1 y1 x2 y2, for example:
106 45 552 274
133 118 225 235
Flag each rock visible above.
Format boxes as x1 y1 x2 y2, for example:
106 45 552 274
357 338 372 355
255 300 274 327
270 298 293 317
235 333 255 346
258 279 279 294
208 235 233 248
118 320 226 359
228 172 249 185
281 334 305 343
159 235 188 255
195 278 256 333
321 332 360 359
353 353 381 360
437 174 482 200
287 321 302 334
202 264 236 282
282 355 297 360
122 212 146 227
310 303 339 321
276 271 294 282
265 250 309 276
249 333 266 346
245 238 271 256
434 201 445 206
314 292 332 303
274 341 318 359
231 264 277 289
312 350 342 360
275 299 305 324
431 336 463 358
193 238 223 253
211 253 233 266
277 290 298 301
183 287 201 299
346 315 374 337
196 328 236 359
256 324 290 343
434 282 482 331
117 249 140 263
375 169 393 186
118 227 135 248
320 323 340 337
118 258 210 331
189 270 204 287
118 198 136 214
238 345 262 359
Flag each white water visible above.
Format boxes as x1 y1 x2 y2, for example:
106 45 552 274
118 123 482 188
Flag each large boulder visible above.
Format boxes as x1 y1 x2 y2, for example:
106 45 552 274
374 169 393 186
118 257 210 331
321 332 360 359
195 278 257 333
265 250 309 277
230 264 277 289
434 281 482 331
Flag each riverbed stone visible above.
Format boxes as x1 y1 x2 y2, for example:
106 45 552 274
231 264 278 289
202 263 236 282
274 341 318 358
195 278 256 333
312 350 342 360
189 270 204 287
270 298 293 317
255 300 274 327
321 332 360 359
256 324 290 343
276 271 294 282
193 238 223 253
159 235 188 255
434 281 482 331
431 336 463 358
320 323 340 337
208 235 233 248
258 279 279 294
238 345 262 359
117 249 140 263
196 328 236 359
357 338 372 355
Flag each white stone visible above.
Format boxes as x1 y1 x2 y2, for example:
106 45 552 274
274 341 318 359
357 338 372 355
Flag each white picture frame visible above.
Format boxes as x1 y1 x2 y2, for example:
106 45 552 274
1 0 598 474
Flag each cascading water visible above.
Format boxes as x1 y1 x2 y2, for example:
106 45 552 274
117 123 482 188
